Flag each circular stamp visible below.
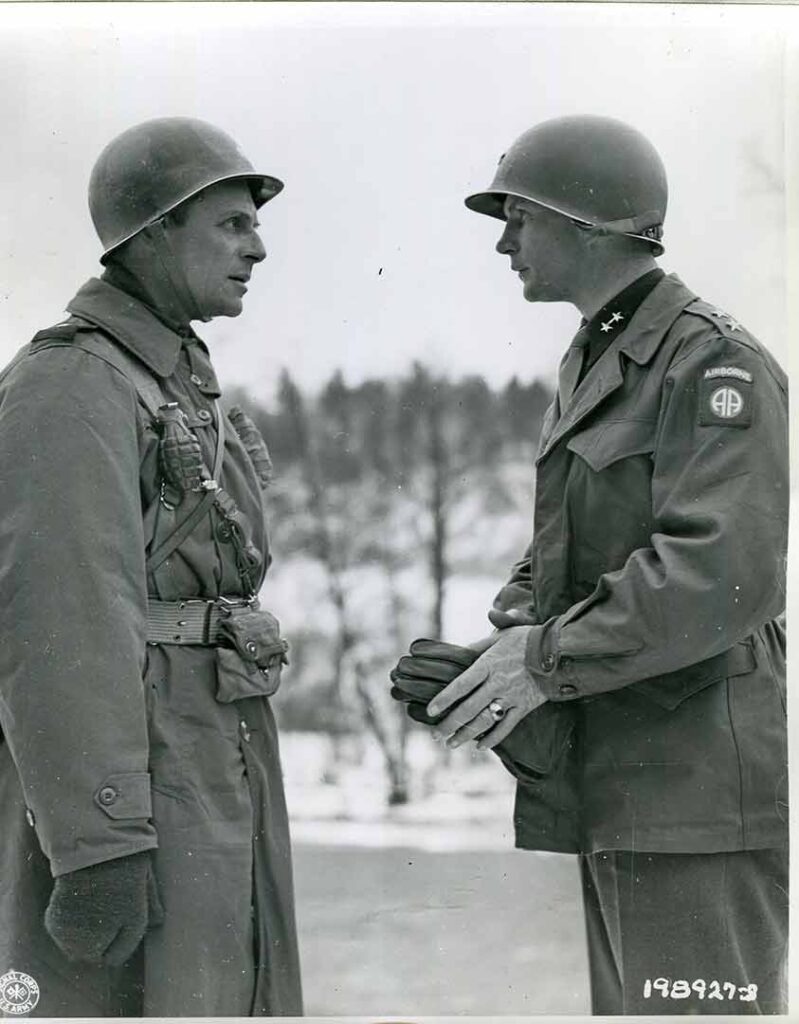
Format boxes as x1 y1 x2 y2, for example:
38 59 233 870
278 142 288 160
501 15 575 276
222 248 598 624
0 971 40 1016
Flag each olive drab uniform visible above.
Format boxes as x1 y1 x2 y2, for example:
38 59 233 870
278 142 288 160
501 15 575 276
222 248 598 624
0 277 303 1017
490 272 788 1013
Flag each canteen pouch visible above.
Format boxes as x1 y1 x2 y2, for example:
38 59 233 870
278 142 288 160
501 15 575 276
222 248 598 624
216 606 289 701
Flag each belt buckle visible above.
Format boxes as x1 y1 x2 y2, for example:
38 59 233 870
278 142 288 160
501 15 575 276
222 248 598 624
216 594 259 610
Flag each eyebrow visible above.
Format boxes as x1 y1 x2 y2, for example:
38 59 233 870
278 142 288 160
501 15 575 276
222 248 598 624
217 207 260 227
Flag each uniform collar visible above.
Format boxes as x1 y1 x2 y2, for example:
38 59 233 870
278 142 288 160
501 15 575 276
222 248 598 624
617 272 698 365
66 277 186 378
536 273 698 464
582 268 665 351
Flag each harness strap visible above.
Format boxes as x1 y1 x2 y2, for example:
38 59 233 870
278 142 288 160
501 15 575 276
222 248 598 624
144 401 226 575
31 320 260 591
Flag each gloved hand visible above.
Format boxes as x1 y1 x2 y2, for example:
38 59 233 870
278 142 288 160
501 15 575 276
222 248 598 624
390 639 480 725
390 638 575 782
44 850 163 966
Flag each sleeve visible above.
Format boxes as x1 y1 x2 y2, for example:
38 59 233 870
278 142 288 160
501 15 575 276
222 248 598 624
489 396 559 629
488 543 538 627
0 345 158 875
525 331 788 701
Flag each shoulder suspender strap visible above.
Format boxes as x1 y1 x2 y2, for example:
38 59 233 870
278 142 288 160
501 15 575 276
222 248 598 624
144 401 226 575
33 326 232 579
31 327 166 421
69 333 165 420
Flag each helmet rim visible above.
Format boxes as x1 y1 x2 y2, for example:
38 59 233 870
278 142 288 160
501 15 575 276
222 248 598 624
465 115 667 256
89 116 283 260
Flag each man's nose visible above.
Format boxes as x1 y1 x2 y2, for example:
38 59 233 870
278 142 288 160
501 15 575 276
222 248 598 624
244 230 266 263
495 222 517 255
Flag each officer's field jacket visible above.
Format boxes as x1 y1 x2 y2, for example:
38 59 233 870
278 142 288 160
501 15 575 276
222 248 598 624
493 273 788 855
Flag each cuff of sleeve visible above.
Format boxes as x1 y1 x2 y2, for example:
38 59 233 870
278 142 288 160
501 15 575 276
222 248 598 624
490 583 536 627
524 619 582 700
40 772 158 877
93 771 152 820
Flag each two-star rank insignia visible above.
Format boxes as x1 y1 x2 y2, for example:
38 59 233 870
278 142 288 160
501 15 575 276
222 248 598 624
600 311 624 334
710 308 742 332
698 366 753 428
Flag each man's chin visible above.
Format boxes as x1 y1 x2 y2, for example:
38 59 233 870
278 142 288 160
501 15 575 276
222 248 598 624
208 299 245 319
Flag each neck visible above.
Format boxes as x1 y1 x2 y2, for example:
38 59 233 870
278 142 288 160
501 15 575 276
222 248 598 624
573 253 658 321
102 227 205 333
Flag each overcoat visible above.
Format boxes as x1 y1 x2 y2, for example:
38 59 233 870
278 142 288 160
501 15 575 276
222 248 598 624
491 274 788 855
0 278 303 1016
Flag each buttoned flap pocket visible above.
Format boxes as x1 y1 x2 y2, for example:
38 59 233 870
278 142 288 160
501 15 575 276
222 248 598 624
627 642 757 710
94 772 153 820
567 418 656 472
215 606 289 702
216 647 282 702
494 702 576 781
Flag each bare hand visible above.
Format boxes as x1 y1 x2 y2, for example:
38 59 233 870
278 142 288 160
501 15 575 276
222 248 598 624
427 626 547 750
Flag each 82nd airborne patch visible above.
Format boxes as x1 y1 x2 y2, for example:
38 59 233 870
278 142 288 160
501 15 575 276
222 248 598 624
698 367 753 428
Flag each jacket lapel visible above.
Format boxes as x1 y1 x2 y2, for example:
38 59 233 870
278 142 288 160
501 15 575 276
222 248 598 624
537 274 697 464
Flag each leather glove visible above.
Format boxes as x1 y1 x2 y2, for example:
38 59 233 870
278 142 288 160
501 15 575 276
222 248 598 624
391 639 479 725
45 850 163 967
390 638 575 781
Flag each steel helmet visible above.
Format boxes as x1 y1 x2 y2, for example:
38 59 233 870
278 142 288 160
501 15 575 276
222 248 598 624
465 115 667 255
89 117 283 261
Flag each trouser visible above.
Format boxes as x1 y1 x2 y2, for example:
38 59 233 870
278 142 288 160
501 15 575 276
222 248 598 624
579 848 788 1015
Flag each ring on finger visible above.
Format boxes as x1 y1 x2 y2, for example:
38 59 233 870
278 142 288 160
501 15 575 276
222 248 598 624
487 699 507 722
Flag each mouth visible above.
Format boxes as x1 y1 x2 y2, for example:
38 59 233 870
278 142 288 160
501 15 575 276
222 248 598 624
228 274 250 293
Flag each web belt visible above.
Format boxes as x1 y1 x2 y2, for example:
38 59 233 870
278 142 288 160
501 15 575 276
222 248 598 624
146 597 252 646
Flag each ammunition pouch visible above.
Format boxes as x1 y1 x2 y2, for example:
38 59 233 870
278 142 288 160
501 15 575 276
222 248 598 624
216 604 289 701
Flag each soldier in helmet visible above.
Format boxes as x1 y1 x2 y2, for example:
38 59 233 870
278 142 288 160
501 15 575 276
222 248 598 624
391 116 787 1014
0 118 303 1016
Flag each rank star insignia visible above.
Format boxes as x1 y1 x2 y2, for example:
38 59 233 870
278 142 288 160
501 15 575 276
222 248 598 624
609 311 624 324
600 321 613 333
726 319 741 332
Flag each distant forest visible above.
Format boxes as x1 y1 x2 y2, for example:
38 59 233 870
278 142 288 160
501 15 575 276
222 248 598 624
226 364 553 802
232 364 552 478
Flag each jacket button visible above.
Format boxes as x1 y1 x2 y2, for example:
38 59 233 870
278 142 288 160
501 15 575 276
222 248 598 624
197 409 212 422
25 808 35 828
98 786 118 806
245 640 258 655
559 683 578 697
240 720 251 743
190 373 204 386
541 654 555 671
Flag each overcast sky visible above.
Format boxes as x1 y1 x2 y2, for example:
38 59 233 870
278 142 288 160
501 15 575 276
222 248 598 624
1 2 796 399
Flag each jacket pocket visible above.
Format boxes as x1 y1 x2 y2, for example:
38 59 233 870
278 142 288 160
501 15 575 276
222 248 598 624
493 702 576 781
627 641 757 710
565 419 657 590
566 417 656 471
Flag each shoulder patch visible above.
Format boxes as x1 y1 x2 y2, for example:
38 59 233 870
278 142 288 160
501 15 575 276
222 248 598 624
703 366 753 384
698 373 752 428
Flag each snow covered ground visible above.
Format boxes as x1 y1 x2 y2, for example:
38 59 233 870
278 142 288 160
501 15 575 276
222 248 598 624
282 730 519 852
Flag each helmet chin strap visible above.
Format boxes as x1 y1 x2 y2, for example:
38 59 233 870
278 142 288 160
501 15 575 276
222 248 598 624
146 219 211 325
573 210 664 253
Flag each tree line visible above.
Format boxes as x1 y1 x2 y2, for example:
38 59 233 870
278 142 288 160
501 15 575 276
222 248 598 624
227 364 553 802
